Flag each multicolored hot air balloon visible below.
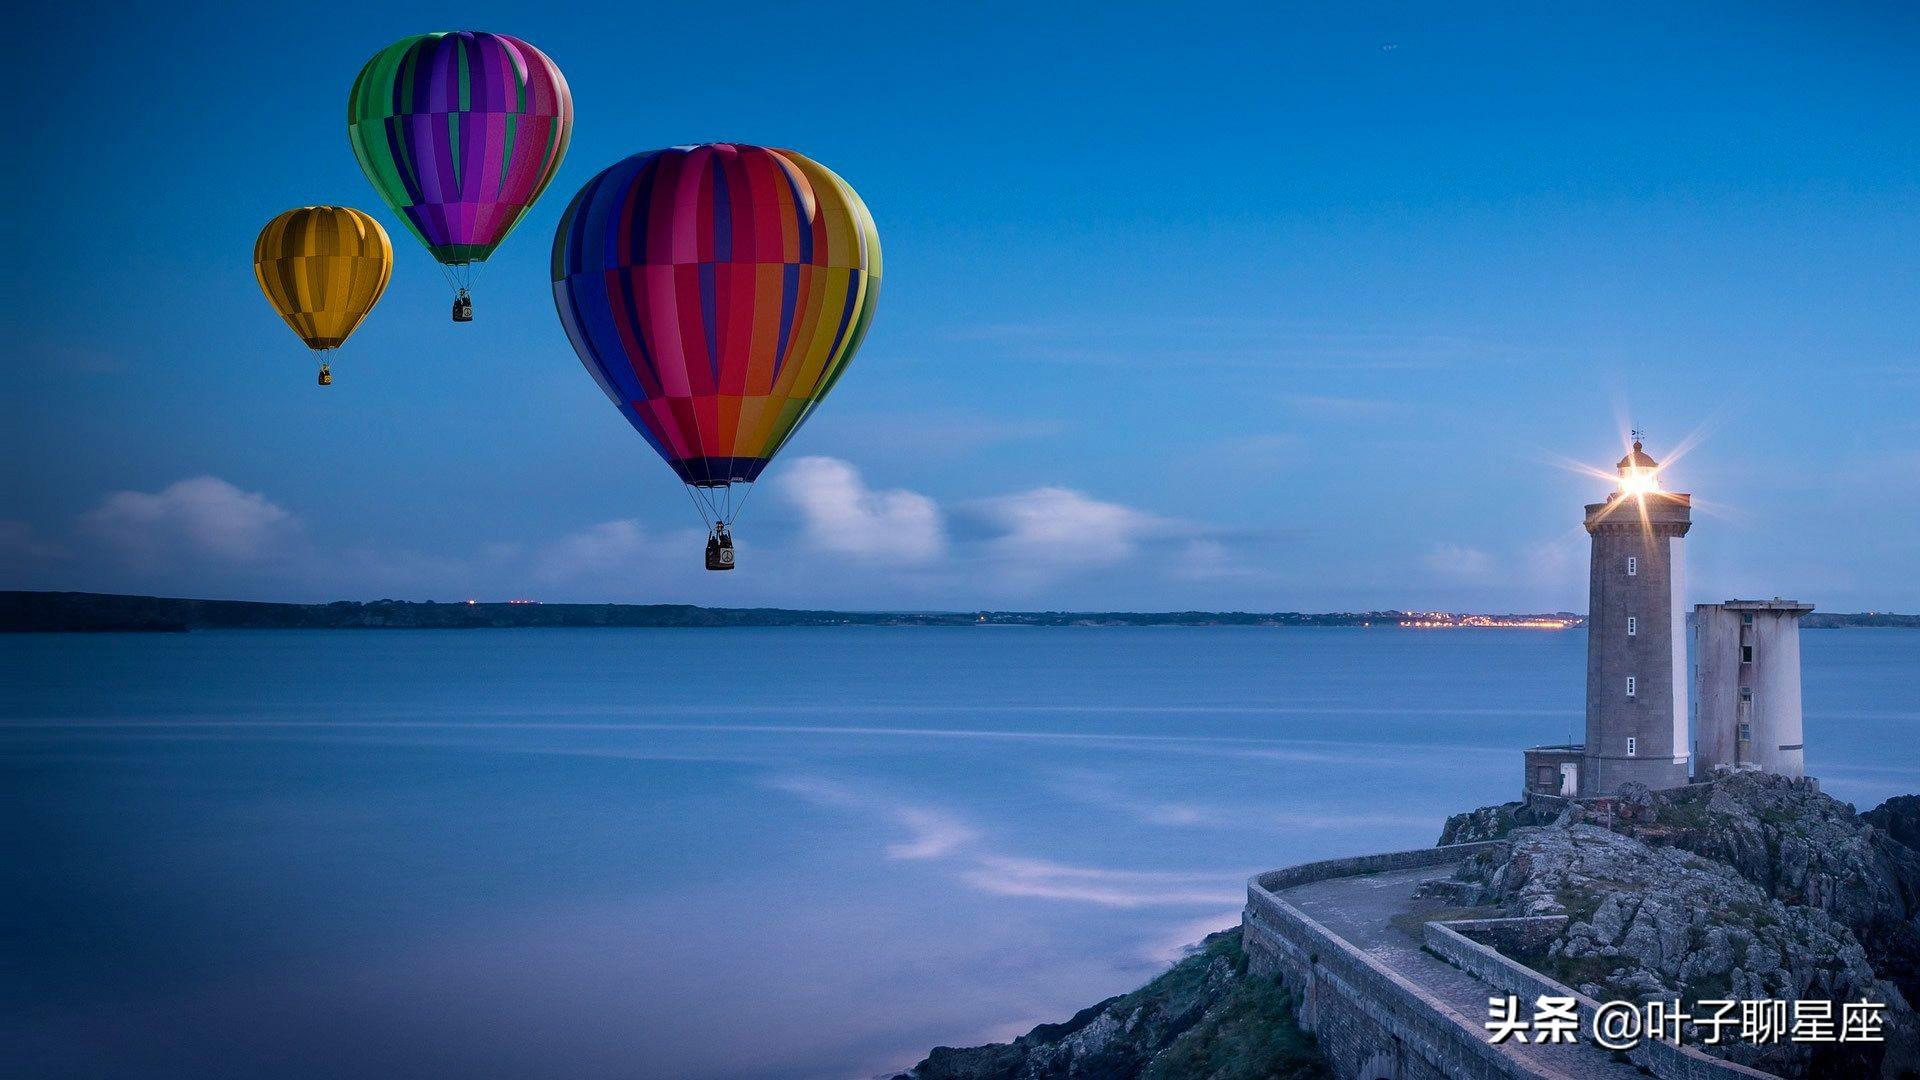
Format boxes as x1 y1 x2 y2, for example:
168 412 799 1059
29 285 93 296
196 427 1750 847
551 144 883 570
347 31 572 322
253 206 393 386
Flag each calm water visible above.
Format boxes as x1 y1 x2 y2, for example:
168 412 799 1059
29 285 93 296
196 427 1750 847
4 628 1915 1079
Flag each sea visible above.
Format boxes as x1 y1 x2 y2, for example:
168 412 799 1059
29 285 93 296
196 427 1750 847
4 627 1915 1079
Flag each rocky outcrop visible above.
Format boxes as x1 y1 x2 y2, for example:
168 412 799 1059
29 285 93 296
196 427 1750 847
1460 823 1894 1076
1549 773 1920 1013
893 929 1328 1080
1865 796 1920 855
1437 799 1561 845
1440 776 1920 1077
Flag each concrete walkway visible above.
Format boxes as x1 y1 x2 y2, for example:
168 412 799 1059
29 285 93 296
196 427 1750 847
1279 862 1646 1080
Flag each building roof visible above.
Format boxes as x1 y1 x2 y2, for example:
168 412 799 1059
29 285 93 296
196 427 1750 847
1715 599 1816 613
1616 440 1659 470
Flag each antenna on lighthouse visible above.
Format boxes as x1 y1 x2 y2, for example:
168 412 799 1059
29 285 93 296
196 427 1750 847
1631 427 1646 447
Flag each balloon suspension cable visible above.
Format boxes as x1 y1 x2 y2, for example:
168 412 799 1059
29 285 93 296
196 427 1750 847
438 260 478 296
682 483 717 533
727 479 759 526
693 484 728 530
681 478 758 537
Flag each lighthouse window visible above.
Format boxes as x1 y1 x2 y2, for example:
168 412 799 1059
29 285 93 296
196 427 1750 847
1627 616 1637 636
1627 556 1638 576
1741 644 1754 664
1627 737 1637 756
1740 687 1753 704
1626 676 1637 697
1739 722 1752 742
1742 613 1754 625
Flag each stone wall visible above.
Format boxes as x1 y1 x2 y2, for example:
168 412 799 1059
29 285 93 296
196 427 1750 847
1423 921 1777 1080
1245 844 1781 1080
1244 841 1531 1080
1443 915 1569 955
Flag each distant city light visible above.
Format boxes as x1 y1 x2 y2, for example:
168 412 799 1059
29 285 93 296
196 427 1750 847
1398 613 1580 630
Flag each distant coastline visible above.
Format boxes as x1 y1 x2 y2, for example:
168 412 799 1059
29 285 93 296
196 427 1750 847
3 591 1914 633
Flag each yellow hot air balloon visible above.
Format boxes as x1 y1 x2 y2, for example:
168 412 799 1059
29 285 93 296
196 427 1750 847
253 206 393 385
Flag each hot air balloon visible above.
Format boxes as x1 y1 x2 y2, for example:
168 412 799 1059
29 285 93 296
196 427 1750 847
551 144 882 570
253 206 393 386
347 31 572 322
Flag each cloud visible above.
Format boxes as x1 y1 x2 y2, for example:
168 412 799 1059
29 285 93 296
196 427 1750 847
957 856 1242 909
1282 394 1404 419
1140 803 1210 826
1194 433 1304 476
885 807 981 860
779 457 946 563
78 476 297 564
974 487 1175 568
766 776 979 860
946 317 1528 372
768 774 1242 910
1523 537 1582 593
1422 543 1497 583
0 520 67 566
1169 538 1272 583
532 520 691 584
826 410 1071 458
21 463 1231 606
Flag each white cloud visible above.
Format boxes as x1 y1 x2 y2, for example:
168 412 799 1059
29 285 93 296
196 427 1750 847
884 807 981 860
78 477 297 564
1169 539 1268 583
1524 537 1582 594
779 457 946 563
975 487 1174 568
766 776 980 860
532 519 691 584
0 520 66 566
1281 394 1404 418
768 774 1242 910
1422 543 1497 583
958 856 1242 909
24 462 1234 606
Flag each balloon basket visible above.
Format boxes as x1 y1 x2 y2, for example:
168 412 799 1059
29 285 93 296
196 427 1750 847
705 532 736 572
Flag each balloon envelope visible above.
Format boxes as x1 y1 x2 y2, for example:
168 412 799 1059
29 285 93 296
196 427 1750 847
550 144 882 488
347 31 572 267
253 206 393 351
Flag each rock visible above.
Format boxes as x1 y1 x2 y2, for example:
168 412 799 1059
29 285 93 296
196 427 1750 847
1461 822 1898 1076
1436 800 1558 845
1446 775 1920 1012
893 928 1329 1080
1864 795 1920 853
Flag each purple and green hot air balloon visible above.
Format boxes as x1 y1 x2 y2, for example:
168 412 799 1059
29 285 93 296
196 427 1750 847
347 31 572 322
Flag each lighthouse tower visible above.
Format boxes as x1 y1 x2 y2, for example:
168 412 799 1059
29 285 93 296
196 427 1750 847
1580 436 1692 794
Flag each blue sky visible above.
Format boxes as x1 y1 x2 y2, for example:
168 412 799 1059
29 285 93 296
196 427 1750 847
5 3 1916 611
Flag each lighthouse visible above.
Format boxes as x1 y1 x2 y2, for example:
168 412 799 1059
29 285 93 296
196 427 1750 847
1579 436 1692 793
1521 435 1816 801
